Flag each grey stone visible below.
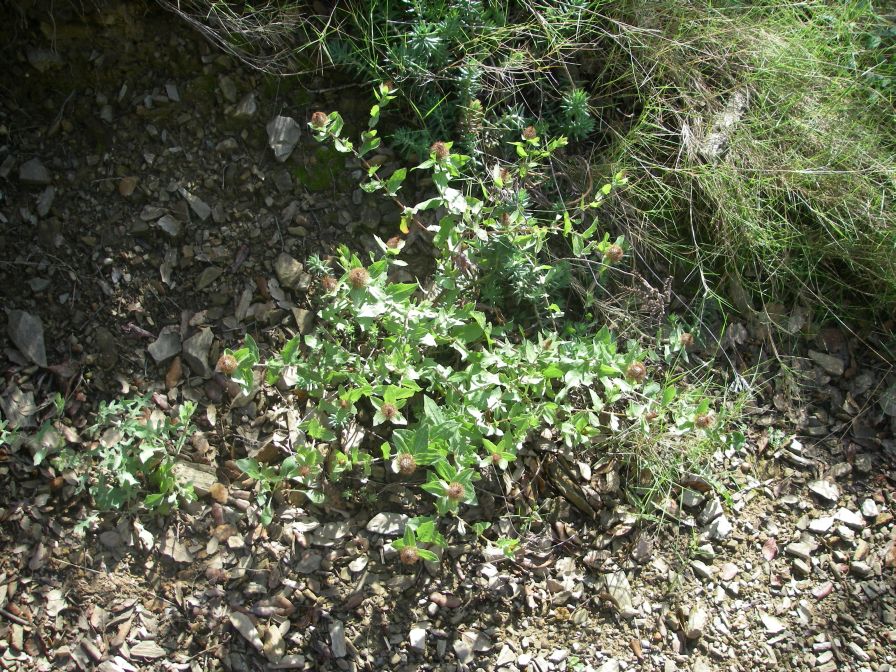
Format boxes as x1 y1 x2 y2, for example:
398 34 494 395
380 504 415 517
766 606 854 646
233 93 257 118
698 498 723 526
147 331 181 363
603 570 635 617
219 75 238 103
598 660 620 672
690 559 716 580
685 605 708 639
409 627 427 652
453 639 473 665
94 327 118 369
861 499 879 518
26 47 63 72
267 115 301 162
365 512 408 536
36 186 55 217
180 188 211 221
808 516 834 533
329 620 347 658
808 350 845 376
18 158 51 186
834 507 864 529
155 215 182 238
182 328 213 378
706 514 732 540
808 479 839 504
292 308 314 335
196 266 224 290
7 310 47 367
785 542 813 561
274 253 304 290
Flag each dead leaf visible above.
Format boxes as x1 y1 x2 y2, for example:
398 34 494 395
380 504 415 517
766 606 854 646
165 356 182 389
230 612 264 652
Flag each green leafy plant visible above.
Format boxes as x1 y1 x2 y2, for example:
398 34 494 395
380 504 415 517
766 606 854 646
52 397 197 512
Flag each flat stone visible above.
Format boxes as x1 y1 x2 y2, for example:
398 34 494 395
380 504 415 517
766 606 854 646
834 507 864 529
292 308 314 334
329 620 347 658
860 499 879 518
182 328 213 378
598 660 620 672
147 330 181 363
267 115 301 162
233 92 257 118
706 514 732 540
785 542 814 561
94 327 118 369
365 512 408 536
155 214 182 238
409 627 427 652
808 516 834 533
274 253 304 290
453 639 473 665
681 489 705 508
36 186 55 216
172 461 216 496
118 176 138 197
808 350 845 376
698 498 723 525
690 559 716 580
196 266 224 290
759 611 786 634
603 570 635 617
180 188 211 221
219 75 238 103
685 605 708 639
808 479 839 504
7 310 47 367
26 47 63 72
18 158 51 186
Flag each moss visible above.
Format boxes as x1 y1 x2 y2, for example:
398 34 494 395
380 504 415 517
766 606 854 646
292 145 344 192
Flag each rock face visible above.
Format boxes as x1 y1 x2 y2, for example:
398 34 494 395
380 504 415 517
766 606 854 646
267 115 301 162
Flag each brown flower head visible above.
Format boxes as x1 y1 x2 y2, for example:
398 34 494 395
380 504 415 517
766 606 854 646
348 267 370 289
216 353 238 375
695 411 715 429
310 111 328 128
522 125 537 140
430 141 450 161
397 453 417 476
491 452 502 465
626 361 647 383
680 332 694 348
381 403 398 421
605 244 624 264
321 275 338 292
399 545 420 565
298 465 311 478
446 481 465 502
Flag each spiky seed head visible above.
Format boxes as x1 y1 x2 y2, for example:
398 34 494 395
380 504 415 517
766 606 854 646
397 453 417 476
695 411 715 429
522 126 537 140
381 403 398 420
386 236 401 249
348 267 369 289
310 111 328 128
430 141 449 161
680 332 694 347
491 452 502 465
626 361 647 383
216 354 238 375
446 481 465 501
501 212 511 226
321 275 338 292
605 244 624 264
399 546 420 565
298 465 311 478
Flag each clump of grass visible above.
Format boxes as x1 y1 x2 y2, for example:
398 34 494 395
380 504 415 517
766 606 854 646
597 0 896 321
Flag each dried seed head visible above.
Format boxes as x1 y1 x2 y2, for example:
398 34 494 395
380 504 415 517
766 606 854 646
348 267 370 289
397 453 417 476
399 546 420 565
339 398 349 409
680 332 694 347
430 141 449 161
605 244 624 264
491 452 502 465
216 353 238 375
381 403 398 420
446 481 465 501
501 212 511 226
310 111 328 128
382 81 395 93
386 236 402 249
645 410 659 422
522 125 537 140
695 411 715 429
298 465 311 478
321 275 338 292
626 361 647 383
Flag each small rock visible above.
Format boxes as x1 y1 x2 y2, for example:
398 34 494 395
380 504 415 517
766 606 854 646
233 92 257 118
180 188 211 221
409 627 427 652
94 327 118 369
834 507 865 529
36 186 55 216
808 350 845 376
155 214 182 238
18 158 51 186
129 641 168 660
461 629 492 652
196 266 224 290
808 517 834 533
603 570 635 617
698 498 723 525
685 605 708 639
274 253 305 290
329 620 347 658
495 645 516 668
850 561 873 578
690 559 716 580
292 307 314 335
808 479 839 504
147 330 181 363
548 649 568 664
182 328 213 378
365 512 408 536
118 176 138 197
598 660 621 672
759 611 786 634
26 47 63 72
706 514 732 540
681 489 705 508
516 653 532 668
860 499 879 518
7 310 47 367
165 83 180 102
453 639 473 665
230 612 263 652
785 542 813 561
267 115 301 161
219 75 238 103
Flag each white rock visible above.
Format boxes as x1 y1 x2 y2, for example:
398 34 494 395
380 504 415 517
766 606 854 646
409 627 427 652
365 512 408 536
808 480 839 503
834 507 864 529
329 620 347 657
860 499 879 518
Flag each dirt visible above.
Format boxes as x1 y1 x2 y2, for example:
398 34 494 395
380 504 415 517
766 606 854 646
1 3 895 672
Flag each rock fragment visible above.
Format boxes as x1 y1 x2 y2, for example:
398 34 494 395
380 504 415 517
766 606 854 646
18 158 51 186
365 512 408 536
808 479 839 504
808 350 845 376
7 310 47 367
147 330 181 363
267 115 301 162
182 328 213 378
274 253 305 290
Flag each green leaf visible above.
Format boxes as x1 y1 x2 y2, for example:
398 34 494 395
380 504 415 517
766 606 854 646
235 458 264 481
385 168 407 195
417 548 439 562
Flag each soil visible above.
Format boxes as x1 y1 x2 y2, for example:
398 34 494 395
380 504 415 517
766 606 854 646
1 3 895 672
